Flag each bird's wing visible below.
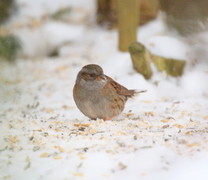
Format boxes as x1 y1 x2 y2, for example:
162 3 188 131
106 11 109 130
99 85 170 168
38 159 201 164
105 75 135 98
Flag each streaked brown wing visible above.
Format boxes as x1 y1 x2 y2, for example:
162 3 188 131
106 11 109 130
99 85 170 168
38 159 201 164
105 75 135 98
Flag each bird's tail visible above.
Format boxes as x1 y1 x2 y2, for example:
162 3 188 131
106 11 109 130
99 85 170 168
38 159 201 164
127 89 147 98
134 89 147 94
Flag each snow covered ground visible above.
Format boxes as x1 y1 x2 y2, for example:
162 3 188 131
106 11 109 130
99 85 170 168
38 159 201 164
1 0 208 180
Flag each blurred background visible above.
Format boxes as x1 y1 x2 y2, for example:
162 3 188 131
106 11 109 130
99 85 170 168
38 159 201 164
0 0 208 60
1 0 208 96
0 0 208 104
0 0 208 110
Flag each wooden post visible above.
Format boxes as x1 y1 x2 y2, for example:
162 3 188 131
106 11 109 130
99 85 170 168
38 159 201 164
129 42 152 79
129 42 186 78
150 54 186 77
117 0 139 51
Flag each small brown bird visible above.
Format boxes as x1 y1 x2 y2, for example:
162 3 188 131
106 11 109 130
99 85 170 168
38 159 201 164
73 64 146 120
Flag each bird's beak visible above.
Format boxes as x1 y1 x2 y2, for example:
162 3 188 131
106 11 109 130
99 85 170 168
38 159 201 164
96 75 106 81
96 76 102 81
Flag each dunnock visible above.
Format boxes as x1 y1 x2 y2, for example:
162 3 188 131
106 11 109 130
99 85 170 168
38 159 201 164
73 64 146 120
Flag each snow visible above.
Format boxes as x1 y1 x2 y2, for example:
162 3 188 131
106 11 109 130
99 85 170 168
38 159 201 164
1 0 208 180
145 36 189 60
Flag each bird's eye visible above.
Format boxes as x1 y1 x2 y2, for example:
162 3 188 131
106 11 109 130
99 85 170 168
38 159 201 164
89 74 95 77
